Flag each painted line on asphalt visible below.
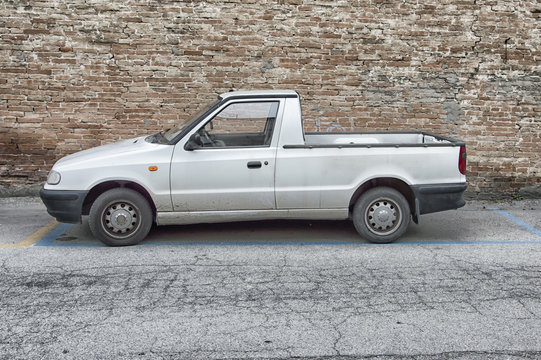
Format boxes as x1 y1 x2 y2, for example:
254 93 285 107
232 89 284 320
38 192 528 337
490 208 541 238
137 240 541 246
29 238 541 247
33 238 541 247
0 220 59 248
34 223 74 247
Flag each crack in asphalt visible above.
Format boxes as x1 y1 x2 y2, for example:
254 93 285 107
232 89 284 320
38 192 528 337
1 247 541 359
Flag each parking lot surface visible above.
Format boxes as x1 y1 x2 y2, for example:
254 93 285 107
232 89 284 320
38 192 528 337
1 197 540 359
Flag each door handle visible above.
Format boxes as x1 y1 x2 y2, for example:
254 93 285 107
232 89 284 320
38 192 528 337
247 161 262 169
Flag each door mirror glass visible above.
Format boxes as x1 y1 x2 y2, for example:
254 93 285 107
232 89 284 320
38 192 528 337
184 133 203 151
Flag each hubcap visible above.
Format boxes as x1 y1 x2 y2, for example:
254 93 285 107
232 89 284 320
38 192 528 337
101 201 140 239
365 198 401 236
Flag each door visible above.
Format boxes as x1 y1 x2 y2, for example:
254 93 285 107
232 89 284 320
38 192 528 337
170 100 281 212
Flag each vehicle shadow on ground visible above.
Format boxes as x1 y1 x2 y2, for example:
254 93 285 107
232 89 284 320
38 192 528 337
144 219 360 245
48 210 492 247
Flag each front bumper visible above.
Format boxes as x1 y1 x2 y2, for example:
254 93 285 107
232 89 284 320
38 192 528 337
412 183 467 216
40 188 88 224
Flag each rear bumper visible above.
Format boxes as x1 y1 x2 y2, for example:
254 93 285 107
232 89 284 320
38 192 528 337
412 183 467 216
40 188 88 224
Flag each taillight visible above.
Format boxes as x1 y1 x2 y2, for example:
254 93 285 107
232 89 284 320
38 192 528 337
459 145 467 175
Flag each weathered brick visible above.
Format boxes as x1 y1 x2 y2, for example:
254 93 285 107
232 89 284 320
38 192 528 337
0 0 539 197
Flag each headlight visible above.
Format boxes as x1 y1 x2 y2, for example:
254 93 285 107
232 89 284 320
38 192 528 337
47 170 61 185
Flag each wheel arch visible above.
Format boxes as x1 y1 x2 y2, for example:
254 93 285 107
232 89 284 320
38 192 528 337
348 177 418 223
82 180 157 220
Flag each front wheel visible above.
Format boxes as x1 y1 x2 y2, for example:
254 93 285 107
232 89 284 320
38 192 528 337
352 187 411 244
89 188 153 246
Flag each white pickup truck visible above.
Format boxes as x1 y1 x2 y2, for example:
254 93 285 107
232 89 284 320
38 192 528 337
41 90 467 246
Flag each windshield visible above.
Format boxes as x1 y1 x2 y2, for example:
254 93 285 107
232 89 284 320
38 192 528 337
159 98 221 143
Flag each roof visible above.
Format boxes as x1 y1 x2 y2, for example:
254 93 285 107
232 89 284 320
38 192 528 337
219 89 298 100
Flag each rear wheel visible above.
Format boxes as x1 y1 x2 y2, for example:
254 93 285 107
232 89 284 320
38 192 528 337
352 187 410 244
89 188 153 246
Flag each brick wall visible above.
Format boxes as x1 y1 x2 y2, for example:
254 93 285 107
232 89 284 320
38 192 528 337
1 0 540 198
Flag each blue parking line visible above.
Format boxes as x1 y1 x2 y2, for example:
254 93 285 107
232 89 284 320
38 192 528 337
139 240 360 246
138 240 541 246
35 237 541 247
34 223 74 246
490 208 541 238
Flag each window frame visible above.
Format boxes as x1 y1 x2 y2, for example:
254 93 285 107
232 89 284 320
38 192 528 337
196 100 281 149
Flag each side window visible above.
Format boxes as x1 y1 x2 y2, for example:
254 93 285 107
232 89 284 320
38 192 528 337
198 101 279 148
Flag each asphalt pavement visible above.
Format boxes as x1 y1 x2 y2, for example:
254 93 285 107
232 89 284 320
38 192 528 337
1 197 540 359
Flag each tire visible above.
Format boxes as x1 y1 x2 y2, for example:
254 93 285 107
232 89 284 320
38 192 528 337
352 187 411 244
89 188 153 246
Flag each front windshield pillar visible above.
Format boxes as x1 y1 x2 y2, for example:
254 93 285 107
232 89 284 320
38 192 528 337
162 98 222 144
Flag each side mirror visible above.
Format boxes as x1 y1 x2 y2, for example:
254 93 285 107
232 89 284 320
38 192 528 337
184 133 203 151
